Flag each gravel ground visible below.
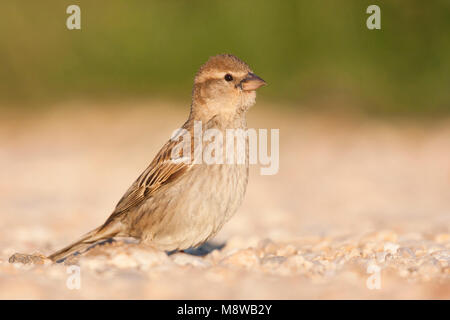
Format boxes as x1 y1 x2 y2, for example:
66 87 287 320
1 101 449 299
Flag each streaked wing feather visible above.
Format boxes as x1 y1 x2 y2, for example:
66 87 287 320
112 139 191 216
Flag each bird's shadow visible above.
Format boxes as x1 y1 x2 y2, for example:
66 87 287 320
167 242 226 257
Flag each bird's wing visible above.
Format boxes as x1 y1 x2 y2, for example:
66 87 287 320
111 135 194 217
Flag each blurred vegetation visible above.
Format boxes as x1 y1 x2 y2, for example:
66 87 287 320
0 1 449 115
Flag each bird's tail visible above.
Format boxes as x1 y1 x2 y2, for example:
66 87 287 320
48 223 120 263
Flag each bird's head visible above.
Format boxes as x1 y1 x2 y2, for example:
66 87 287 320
191 54 266 120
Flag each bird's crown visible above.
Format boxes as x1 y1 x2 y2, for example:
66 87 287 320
195 54 252 83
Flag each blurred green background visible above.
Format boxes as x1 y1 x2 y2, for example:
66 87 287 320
1 1 449 115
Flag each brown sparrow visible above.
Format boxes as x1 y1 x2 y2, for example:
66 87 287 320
47 54 266 262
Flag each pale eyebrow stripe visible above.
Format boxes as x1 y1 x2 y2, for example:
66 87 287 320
196 71 247 83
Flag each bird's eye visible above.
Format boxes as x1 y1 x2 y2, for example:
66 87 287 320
224 74 233 82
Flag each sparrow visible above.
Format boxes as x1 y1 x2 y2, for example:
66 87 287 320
47 54 266 262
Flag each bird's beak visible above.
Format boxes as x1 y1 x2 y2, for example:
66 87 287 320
240 72 267 91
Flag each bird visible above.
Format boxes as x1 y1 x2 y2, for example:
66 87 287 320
47 54 266 262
